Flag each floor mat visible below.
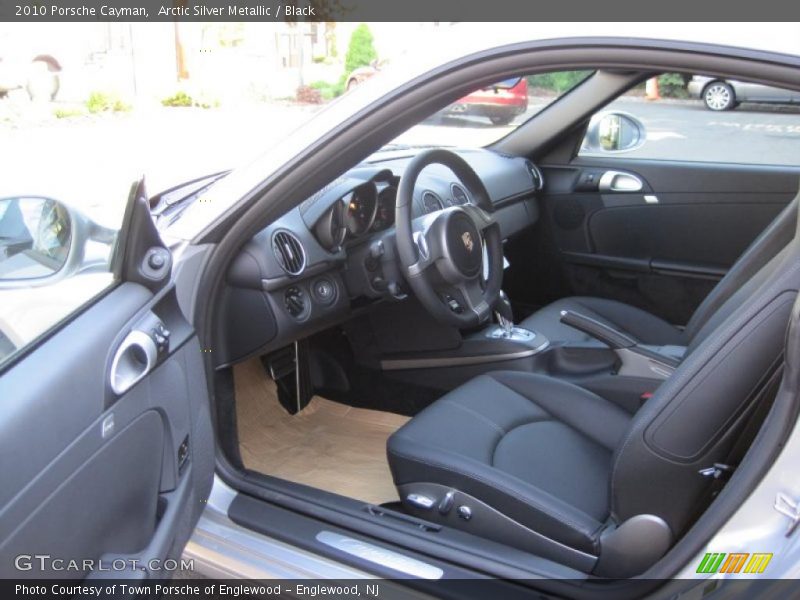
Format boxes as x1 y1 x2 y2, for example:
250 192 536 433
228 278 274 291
234 358 410 505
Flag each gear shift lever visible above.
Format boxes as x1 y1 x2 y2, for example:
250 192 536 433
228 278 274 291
494 291 515 337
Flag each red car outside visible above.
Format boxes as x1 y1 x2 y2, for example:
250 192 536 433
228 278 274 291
444 77 529 125
347 66 529 126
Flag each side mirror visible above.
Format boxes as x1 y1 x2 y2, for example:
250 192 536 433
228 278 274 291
0 196 114 287
582 112 646 154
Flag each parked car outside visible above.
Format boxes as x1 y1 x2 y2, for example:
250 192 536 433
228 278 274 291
348 63 529 126
345 60 384 91
688 74 800 110
440 76 529 125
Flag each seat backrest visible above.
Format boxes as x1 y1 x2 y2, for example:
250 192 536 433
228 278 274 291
684 193 798 345
609 200 800 538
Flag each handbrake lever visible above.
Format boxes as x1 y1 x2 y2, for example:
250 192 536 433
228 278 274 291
559 309 679 379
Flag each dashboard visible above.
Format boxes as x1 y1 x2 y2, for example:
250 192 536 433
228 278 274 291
218 148 544 367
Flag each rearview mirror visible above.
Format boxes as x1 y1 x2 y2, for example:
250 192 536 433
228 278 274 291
0 197 73 282
582 112 646 154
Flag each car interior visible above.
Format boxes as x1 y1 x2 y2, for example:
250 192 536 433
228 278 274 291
202 66 800 584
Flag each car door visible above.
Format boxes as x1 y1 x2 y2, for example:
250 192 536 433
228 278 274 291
732 79 795 103
516 79 800 327
0 180 214 580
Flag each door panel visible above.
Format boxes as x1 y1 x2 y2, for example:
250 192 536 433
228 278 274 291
0 184 214 579
531 159 800 325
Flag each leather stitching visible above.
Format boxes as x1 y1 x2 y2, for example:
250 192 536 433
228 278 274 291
489 418 551 467
439 399 507 436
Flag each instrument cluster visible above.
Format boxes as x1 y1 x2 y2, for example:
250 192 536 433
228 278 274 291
313 182 397 251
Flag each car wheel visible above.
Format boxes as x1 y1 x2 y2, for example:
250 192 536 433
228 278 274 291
703 81 735 111
25 60 60 102
489 114 514 126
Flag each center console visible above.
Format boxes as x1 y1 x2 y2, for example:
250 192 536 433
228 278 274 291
379 293 685 414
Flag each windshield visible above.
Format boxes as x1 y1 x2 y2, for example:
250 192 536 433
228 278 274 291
388 70 593 149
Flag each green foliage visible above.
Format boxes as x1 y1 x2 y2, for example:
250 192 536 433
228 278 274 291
344 24 377 75
53 106 84 119
85 91 130 114
160 90 220 109
309 79 345 101
657 73 689 98
526 71 593 93
161 91 193 107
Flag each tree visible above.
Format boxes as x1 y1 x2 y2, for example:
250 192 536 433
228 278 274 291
344 24 377 75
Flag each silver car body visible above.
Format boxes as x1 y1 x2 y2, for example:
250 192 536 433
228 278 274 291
689 74 800 105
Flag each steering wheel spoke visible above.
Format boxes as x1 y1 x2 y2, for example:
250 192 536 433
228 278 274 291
462 203 496 232
406 223 442 277
451 279 491 322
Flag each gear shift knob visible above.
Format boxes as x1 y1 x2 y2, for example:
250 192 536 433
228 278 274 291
494 290 514 334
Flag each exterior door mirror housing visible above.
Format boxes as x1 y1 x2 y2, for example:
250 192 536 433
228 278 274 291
0 196 115 287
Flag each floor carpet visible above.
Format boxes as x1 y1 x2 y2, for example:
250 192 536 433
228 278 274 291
234 358 410 505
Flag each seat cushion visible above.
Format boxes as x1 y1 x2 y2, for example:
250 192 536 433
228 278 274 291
519 296 687 346
387 371 632 553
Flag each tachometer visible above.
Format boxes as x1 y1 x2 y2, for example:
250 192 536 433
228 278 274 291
372 185 396 232
345 182 378 236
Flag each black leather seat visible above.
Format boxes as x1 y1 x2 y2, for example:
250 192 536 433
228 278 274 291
388 371 630 570
520 196 798 347
388 196 800 577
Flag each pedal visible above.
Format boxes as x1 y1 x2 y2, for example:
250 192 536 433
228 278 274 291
261 345 296 381
260 342 313 414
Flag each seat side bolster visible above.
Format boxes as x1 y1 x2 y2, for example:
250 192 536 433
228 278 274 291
489 371 632 451
387 436 605 553
610 261 800 532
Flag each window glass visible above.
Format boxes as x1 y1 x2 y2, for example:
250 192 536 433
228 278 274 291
387 70 593 149
579 73 800 166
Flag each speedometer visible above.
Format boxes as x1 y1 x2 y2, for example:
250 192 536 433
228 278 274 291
345 182 378 236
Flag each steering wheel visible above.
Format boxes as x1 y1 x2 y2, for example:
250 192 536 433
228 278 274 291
395 149 503 328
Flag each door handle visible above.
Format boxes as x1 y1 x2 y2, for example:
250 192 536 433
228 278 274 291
110 330 158 395
599 170 644 193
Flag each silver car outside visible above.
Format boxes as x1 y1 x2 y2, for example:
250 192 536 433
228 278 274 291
688 74 800 110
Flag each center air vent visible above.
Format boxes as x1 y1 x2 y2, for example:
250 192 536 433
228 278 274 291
451 183 470 205
272 230 306 275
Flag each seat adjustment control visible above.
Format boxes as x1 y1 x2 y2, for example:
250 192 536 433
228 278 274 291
406 493 435 510
457 505 472 521
438 491 455 515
